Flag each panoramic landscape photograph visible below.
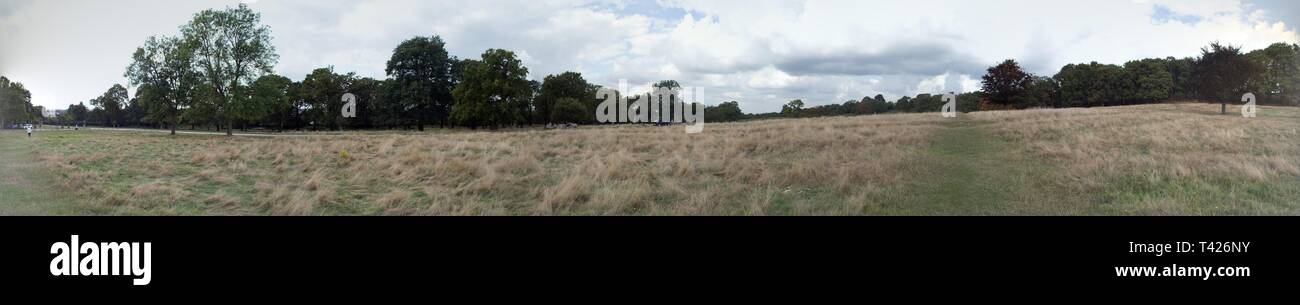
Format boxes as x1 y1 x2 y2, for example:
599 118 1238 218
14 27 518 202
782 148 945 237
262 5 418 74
1 0 1297 216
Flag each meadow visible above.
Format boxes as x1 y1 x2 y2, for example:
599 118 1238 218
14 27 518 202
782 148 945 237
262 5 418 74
1 103 1296 215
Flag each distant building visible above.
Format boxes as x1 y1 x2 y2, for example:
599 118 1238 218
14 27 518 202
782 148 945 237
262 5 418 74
43 108 59 118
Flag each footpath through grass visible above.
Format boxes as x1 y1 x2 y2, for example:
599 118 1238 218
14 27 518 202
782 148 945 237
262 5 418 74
0 131 91 215
881 117 1083 215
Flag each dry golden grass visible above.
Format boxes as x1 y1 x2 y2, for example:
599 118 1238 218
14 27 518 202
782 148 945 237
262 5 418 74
970 103 1300 215
34 113 945 215
22 102 1298 215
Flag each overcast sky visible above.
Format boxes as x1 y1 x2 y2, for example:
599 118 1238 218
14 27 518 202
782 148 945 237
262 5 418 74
2 0 1297 113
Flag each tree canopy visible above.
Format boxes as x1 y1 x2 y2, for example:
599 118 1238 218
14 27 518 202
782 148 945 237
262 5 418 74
386 35 457 130
0 76 35 127
181 3 278 135
981 59 1033 106
1194 42 1263 114
90 84 129 127
538 72 593 124
450 49 532 129
126 35 200 134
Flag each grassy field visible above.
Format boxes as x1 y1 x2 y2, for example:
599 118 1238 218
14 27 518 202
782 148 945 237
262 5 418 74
1 102 1296 215
0 131 92 215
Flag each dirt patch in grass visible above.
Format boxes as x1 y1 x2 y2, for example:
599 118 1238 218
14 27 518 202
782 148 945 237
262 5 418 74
881 117 1086 215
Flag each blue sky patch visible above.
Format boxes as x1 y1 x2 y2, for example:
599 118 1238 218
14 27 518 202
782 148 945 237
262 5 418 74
1151 4 1204 25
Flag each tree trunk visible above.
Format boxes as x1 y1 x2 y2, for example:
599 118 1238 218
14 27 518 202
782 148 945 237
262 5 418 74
1221 102 1226 115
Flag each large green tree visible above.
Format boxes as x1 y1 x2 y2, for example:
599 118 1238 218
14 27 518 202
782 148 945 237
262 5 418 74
1164 57 1197 99
781 99 804 117
66 102 89 125
1095 63 1129 105
704 101 744 122
386 35 457 130
250 74 295 131
123 96 147 127
372 79 406 129
450 49 532 129
1124 59 1174 103
0 76 34 127
181 3 278 135
126 35 200 135
1247 42 1300 105
538 72 593 124
300 67 355 131
551 97 586 124
859 94 891 114
90 84 129 127
981 59 1034 107
1024 76 1060 108
893 96 914 112
1193 42 1261 114
1055 62 1127 107
347 77 381 129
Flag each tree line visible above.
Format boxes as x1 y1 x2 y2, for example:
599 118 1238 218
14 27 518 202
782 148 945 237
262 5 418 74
34 4 1300 130
760 41 1298 119
46 4 644 134
979 41 1298 114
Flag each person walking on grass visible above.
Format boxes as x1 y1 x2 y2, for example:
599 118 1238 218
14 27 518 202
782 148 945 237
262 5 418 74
26 124 33 138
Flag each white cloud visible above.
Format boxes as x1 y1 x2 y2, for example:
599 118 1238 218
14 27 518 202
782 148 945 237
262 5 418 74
746 66 796 89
